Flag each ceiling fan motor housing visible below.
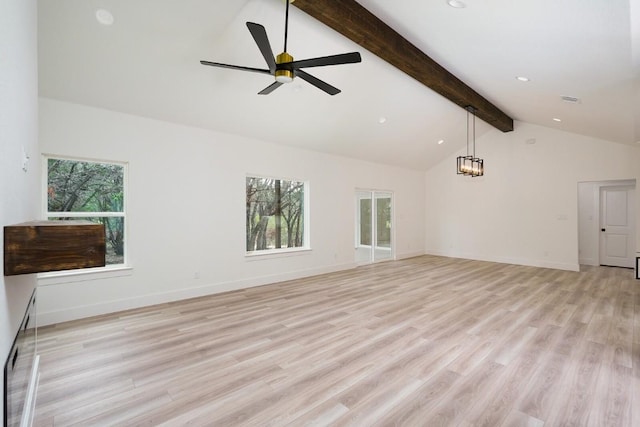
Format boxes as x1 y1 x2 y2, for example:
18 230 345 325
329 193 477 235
275 52 294 82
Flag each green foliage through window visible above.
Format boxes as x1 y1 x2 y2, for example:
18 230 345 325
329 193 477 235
246 177 305 252
47 158 126 266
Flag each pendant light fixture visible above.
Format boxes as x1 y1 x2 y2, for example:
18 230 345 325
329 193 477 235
456 106 484 177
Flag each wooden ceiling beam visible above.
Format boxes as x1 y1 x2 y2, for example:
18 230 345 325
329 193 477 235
293 0 514 132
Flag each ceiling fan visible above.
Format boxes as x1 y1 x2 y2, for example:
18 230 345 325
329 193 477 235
200 0 362 95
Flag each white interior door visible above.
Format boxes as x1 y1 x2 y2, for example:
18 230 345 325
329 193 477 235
355 190 393 264
599 186 635 268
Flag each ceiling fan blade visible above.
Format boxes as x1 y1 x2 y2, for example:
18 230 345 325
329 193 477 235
296 70 340 95
200 60 271 75
258 81 284 95
246 22 277 74
288 52 362 70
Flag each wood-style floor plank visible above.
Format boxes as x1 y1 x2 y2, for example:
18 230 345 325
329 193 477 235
32 256 639 426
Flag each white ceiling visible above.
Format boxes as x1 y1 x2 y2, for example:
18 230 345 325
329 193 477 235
38 0 640 171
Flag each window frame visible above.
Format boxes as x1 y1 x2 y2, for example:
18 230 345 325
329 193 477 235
245 174 310 257
41 154 130 274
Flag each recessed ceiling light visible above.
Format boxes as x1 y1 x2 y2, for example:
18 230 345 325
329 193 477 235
553 118 562 122
516 76 530 82
447 0 467 8
378 117 387 124
96 9 114 26
437 139 445 145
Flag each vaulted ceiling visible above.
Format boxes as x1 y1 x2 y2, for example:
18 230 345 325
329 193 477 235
38 0 640 170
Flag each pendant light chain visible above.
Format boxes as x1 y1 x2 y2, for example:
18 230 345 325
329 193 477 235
466 108 470 157
472 108 476 158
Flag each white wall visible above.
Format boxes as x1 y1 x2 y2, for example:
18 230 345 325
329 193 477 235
578 182 599 266
425 121 640 271
0 0 39 422
37 98 426 325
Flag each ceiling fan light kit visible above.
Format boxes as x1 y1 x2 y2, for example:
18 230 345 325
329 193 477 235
456 106 484 177
200 0 361 95
275 52 294 83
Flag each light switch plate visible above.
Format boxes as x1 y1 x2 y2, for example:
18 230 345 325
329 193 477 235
21 146 30 172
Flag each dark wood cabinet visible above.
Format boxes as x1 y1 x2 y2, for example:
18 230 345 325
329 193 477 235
4 221 105 276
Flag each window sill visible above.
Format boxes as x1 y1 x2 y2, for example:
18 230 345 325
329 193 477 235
38 265 133 286
245 247 312 261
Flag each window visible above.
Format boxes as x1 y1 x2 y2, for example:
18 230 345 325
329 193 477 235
46 157 127 267
246 176 307 253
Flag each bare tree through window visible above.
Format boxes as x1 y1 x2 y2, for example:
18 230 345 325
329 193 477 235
246 177 305 252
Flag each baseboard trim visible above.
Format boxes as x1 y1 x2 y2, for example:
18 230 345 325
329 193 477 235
396 251 425 260
38 262 357 326
37 250 584 326
425 249 580 272
579 257 597 266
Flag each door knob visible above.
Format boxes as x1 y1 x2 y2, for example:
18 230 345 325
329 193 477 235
601 228 606 232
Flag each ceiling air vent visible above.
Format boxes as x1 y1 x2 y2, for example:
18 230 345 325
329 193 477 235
561 96 580 103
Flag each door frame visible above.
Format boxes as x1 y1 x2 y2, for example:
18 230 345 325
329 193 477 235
577 179 636 268
355 189 395 265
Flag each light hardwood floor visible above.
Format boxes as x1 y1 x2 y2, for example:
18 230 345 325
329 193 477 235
33 255 639 426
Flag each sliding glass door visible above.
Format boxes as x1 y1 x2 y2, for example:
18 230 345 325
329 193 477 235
355 190 393 264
